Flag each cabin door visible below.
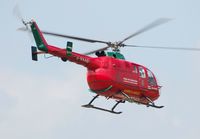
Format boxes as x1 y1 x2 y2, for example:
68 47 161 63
138 66 148 89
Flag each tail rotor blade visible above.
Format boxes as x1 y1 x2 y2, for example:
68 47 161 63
13 4 23 21
14 4 33 42
17 27 28 31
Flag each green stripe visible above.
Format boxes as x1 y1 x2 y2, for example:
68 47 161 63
89 85 113 93
30 23 48 52
66 42 73 56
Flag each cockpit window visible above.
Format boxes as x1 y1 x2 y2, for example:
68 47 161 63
147 69 156 86
139 67 146 78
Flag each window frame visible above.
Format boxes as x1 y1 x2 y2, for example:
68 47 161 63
147 69 157 86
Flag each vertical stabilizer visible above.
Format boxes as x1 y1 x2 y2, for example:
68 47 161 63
30 20 48 52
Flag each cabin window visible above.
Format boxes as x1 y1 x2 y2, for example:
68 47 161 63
132 65 137 73
147 69 156 86
139 67 146 78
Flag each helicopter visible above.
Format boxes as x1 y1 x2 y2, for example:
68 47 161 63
20 18 200 114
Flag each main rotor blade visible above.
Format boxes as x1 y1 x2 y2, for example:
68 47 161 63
18 27 110 46
42 31 110 44
84 46 110 55
118 18 172 45
124 44 200 51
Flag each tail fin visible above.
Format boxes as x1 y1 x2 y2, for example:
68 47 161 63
30 20 48 52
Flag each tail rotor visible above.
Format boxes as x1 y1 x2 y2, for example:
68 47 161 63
13 4 33 41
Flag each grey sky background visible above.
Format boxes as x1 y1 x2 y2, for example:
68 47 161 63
1 0 200 139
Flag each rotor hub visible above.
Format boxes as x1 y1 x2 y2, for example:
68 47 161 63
109 42 121 52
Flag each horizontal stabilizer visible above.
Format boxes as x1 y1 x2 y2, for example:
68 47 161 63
31 46 38 61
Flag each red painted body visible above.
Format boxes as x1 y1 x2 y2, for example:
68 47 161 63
87 57 160 104
31 21 160 106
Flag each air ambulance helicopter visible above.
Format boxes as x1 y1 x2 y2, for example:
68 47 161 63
20 18 200 114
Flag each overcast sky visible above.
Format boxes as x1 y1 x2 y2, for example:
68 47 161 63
1 0 200 139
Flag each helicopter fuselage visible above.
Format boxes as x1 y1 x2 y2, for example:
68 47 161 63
87 56 160 104
29 20 161 110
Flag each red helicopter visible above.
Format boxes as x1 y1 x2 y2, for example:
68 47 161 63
20 18 200 114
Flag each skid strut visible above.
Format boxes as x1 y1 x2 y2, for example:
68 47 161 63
82 94 124 114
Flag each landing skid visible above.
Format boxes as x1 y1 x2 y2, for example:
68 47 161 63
144 96 164 108
133 98 164 109
82 95 124 114
82 104 122 114
121 92 164 109
146 103 164 108
125 99 164 109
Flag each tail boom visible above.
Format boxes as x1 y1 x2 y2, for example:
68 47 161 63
29 20 100 70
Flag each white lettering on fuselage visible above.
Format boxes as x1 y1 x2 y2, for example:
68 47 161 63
76 56 89 63
123 77 138 85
